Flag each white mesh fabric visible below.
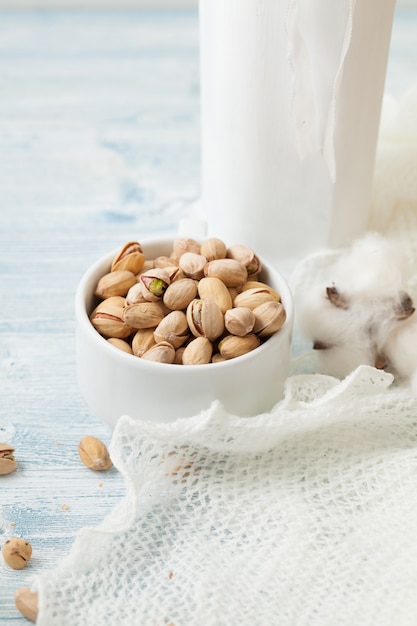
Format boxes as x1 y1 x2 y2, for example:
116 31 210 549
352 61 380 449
33 366 417 626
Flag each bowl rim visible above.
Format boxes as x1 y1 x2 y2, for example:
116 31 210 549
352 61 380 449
75 237 294 372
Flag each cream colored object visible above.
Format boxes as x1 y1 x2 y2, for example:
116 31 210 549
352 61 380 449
199 0 395 259
75 238 294 427
32 366 417 625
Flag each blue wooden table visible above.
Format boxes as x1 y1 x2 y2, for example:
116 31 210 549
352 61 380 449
0 8 416 623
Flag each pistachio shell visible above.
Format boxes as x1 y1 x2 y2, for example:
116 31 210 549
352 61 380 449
90 296 133 339
204 259 247 287
122 302 166 329
253 301 286 337
0 442 16 476
197 276 233 313
132 328 156 357
172 237 201 259
95 270 137 298
2 538 32 570
107 338 133 354
241 280 281 301
174 346 186 364
163 278 198 310
182 337 213 365
179 252 207 280
186 298 225 341
15 587 38 623
78 435 112 471
111 241 145 274
233 287 277 310
139 268 171 301
126 282 148 305
153 255 179 269
218 333 261 359
0 456 17 475
154 310 190 348
227 244 261 275
200 237 227 261
224 307 256 336
141 341 176 363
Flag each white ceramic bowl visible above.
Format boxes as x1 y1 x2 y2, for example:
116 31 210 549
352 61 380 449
75 238 294 428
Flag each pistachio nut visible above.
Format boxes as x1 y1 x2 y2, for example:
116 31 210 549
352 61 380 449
122 301 166 329
227 244 262 275
0 442 17 475
200 237 227 261
197 276 233 313
204 259 247 288
224 307 256 336
14 587 38 623
186 298 225 341
111 241 145 274
2 538 32 570
132 328 156 357
163 278 198 311
90 296 133 339
141 341 176 363
233 287 277 310
179 252 207 280
107 337 133 354
241 280 281 301
174 346 186 364
139 268 171 301
153 255 179 269
253 301 286 337
154 310 190 348
172 237 201 259
78 435 112 471
212 353 226 364
95 270 137 299
182 337 213 365
139 259 155 274
126 282 148 305
218 333 260 359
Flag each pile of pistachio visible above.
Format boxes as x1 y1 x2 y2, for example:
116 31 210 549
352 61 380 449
90 237 286 365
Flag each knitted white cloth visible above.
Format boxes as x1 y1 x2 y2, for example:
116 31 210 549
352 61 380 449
33 366 417 626
32 86 417 625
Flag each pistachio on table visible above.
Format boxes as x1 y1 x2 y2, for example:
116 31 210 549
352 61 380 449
14 587 38 623
0 442 17 475
78 435 112 471
90 237 287 364
2 537 32 570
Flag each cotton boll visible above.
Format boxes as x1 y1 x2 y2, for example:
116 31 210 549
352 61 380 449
381 318 417 382
295 282 350 347
331 233 406 300
315 336 376 379
292 232 416 381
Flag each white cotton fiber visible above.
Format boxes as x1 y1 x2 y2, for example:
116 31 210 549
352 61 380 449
292 232 417 383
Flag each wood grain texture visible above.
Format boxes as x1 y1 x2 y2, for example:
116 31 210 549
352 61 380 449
0 8 415 624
